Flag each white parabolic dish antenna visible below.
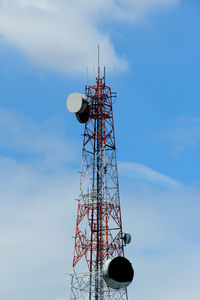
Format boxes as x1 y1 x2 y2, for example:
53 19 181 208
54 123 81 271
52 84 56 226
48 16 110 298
66 93 88 114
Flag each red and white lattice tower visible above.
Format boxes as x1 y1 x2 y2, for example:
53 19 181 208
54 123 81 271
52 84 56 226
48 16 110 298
67 66 134 300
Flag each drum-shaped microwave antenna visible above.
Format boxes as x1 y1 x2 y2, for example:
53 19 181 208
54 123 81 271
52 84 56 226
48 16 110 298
66 92 90 123
103 256 134 289
123 233 131 245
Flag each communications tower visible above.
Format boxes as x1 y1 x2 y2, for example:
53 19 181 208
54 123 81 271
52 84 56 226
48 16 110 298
66 65 134 300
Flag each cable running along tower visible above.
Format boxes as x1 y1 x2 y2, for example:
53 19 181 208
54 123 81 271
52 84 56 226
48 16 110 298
66 64 134 300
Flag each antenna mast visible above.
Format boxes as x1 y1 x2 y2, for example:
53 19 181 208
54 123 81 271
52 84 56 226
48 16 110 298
98 45 100 78
67 60 134 300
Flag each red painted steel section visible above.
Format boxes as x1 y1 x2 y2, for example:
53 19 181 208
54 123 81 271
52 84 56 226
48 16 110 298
72 72 124 274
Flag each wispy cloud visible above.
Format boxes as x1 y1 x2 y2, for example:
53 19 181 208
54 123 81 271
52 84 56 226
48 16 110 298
121 183 200 300
0 0 179 73
0 155 77 300
164 115 200 153
0 108 78 300
1 108 200 300
0 108 78 167
118 161 179 187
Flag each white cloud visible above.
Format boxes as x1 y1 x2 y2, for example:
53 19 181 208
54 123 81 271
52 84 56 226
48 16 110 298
118 161 179 187
0 108 79 300
120 182 200 300
164 115 200 153
0 108 78 167
0 156 77 300
0 0 179 73
1 108 200 300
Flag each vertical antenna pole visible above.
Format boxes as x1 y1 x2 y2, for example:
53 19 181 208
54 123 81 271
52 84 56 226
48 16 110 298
93 67 95 84
98 45 100 79
85 67 88 91
114 65 117 94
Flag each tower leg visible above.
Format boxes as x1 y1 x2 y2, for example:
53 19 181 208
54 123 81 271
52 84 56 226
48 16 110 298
70 271 128 300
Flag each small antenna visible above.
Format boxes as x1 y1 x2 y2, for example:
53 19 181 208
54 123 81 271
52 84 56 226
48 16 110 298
104 66 106 85
93 66 95 84
85 67 88 87
114 65 117 94
98 44 100 78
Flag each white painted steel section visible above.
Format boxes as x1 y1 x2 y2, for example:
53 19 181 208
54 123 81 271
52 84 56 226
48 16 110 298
70 271 128 300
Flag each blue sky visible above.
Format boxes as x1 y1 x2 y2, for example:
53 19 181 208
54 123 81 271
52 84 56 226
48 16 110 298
0 1 200 300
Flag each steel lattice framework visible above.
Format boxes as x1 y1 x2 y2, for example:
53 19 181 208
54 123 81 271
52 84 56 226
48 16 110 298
70 71 129 300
